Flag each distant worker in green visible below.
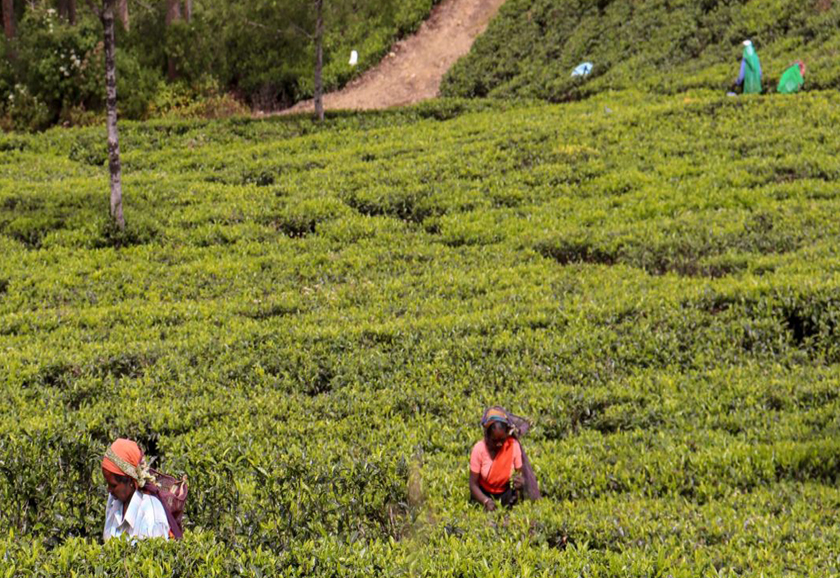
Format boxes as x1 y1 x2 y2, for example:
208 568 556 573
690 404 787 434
778 60 806 94
735 40 762 94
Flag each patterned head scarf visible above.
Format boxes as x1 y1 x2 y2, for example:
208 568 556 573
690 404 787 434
102 439 155 488
479 407 542 501
481 407 510 431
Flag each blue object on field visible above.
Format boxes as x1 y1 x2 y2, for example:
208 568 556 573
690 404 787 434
571 62 593 78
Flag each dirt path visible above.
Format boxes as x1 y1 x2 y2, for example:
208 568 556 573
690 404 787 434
283 0 507 113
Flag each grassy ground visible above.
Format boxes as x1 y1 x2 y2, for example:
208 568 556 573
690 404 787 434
1 90 839 576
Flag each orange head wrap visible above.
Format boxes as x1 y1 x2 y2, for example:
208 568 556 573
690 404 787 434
101 439 183 538
102 439 154 487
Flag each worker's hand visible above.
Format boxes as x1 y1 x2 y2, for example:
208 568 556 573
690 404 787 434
512 475 524 490
484 498 496 512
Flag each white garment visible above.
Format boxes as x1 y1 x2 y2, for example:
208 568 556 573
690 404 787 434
103 491 170 542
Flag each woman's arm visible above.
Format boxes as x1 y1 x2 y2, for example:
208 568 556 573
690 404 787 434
469 471 495 511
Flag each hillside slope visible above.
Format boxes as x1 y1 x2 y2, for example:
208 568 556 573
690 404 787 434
441 0 840 100
286 0 508 112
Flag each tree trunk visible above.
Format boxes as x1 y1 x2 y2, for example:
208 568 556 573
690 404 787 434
102 0 125 230
2 0 14 41
166 0 181 80
184 0 191 22
117 0 129 31
313 0 324 122
165 0 181 25
58 0 75 23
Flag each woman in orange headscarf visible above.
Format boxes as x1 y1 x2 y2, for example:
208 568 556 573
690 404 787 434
101 438 182 541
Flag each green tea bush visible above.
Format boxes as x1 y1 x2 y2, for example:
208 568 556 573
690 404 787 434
2 90 840 576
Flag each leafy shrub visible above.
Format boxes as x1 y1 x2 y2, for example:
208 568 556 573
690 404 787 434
3 214 64 248
4 84 53 132
115 51 163 120
68 133 107 166
12 8 102 127
0 430 103 544
93 213 161 249
267 198 350 238
0 133 30 152
149 79 247 121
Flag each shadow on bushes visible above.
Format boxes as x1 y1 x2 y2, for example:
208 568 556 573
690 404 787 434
69 135 108 167
3 215 65 249
240 300 301 320
93 351 158 380
536 238 617 267
93 215 161 249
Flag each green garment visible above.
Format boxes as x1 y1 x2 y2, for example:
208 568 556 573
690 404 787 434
778 64 804 94
742 45 762 94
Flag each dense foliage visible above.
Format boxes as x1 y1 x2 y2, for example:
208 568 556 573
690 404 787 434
1 88 839 575
0 0 440 130
441 0 840 101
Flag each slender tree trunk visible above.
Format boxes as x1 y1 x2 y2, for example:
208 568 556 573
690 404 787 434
313 0 324 122
166 0 181 80
102 0 125 230
184 0 191 22
68 0 77 25
2 0 15 41
117 0 128 31
165 0 181 25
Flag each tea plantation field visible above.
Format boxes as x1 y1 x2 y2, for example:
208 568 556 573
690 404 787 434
1 90 840 576
442 0 840 101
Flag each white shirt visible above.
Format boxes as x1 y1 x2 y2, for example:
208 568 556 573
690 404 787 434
103 491 170 542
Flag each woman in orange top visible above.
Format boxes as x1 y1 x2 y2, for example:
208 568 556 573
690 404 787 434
469 408 524 511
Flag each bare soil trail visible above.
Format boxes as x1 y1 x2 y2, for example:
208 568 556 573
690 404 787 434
283 0 507 114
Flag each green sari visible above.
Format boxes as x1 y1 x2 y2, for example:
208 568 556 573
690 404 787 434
778 64 804 94
742 45 762 94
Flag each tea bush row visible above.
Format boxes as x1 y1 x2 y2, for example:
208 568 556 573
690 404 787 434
1 90 839 575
